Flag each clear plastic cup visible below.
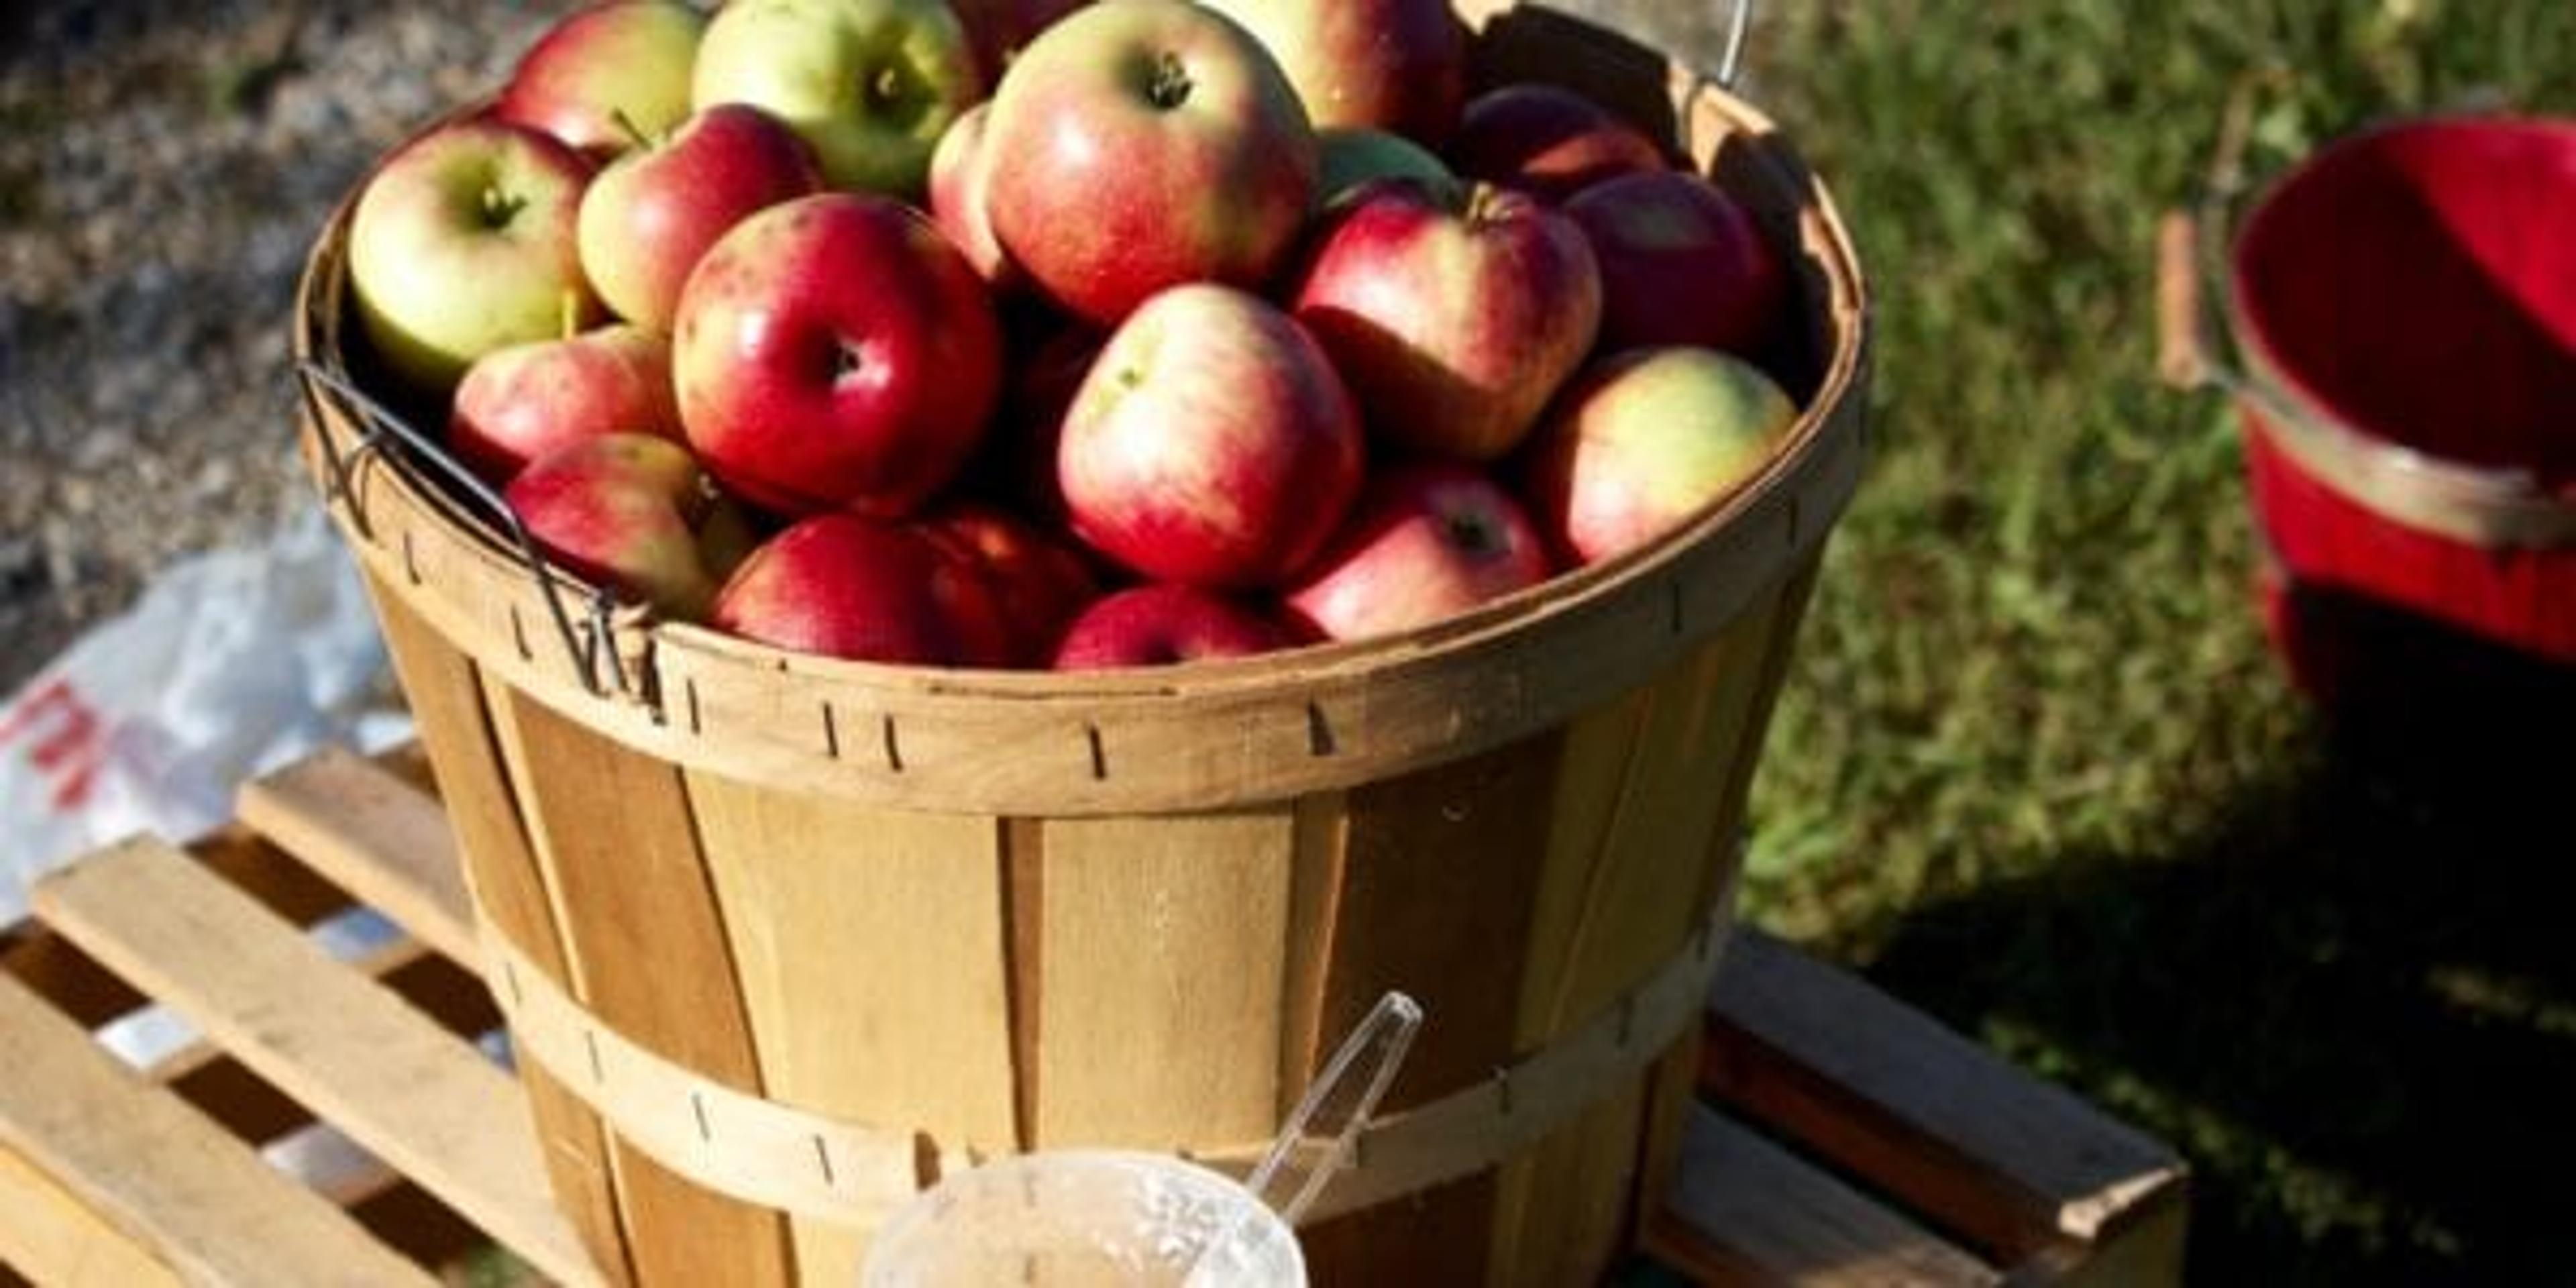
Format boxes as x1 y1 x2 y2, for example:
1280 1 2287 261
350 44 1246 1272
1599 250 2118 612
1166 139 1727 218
861 1150 1305 1287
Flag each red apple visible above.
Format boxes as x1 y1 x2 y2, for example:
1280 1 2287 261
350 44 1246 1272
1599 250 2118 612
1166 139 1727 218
673 193 1002 518
1058 283 1362 588
496 0 707 160
1285 462 1553 643
1292 178 1601 462
1521 346 1798 566
920 501 1102 665
710 513 1014 665
347 117 601 392
1564 170 1787 358
449 323 682 484
948 0 1089 87
982 0 1318 326
578 103 825 333
691 0 983 197
1200 0 1464 144
926 102 1017 287
504 433 735 620
1448 83 1669 203
1052 584 1299 668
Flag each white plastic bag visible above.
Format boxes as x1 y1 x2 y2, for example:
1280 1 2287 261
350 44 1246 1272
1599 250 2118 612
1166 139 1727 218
0 503 413 924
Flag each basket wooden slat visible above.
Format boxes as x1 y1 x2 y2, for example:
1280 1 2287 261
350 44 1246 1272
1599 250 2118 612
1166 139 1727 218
0 746 2188 1285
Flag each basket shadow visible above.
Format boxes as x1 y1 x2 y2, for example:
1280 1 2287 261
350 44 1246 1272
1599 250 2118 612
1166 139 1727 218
1853 724 2575 1284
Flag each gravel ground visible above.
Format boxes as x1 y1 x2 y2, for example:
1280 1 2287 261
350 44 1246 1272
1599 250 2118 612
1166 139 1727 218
0 0 1750 698
0 0 570 696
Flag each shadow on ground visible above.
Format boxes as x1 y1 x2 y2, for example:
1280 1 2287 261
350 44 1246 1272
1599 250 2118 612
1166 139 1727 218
1860 671 2573 1285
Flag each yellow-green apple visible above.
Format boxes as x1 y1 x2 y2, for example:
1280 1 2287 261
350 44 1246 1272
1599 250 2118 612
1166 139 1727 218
1317 126 1450 206
920 500 1102 665
503 433 740 620
1051 584 1301 668
1448 83 1670 203
1520 346 1797 565
926 102 1016 287
691 0 981 197
347 117 602 392
981 0 1318 326
1565 170 1786 357
1058 283 1361 588
1285 462 1553 642
709 513 1014 665
948 0 1088 87
578 103 824 333
1200 0 1463 144
449 323 682 483
673 193 1002 518
496 0 707 160
1291 178 1601 462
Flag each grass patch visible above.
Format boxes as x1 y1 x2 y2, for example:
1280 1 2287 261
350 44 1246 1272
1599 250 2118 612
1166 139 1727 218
1726 0 2576 1280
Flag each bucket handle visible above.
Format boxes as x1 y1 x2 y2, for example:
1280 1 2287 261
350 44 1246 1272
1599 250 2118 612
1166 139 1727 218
297 359 637 700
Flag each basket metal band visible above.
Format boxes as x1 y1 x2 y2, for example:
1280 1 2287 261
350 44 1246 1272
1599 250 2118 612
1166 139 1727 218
476 871 1736 1229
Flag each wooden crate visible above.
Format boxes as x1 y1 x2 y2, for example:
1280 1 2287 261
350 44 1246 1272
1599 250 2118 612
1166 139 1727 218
0 747 2185 1285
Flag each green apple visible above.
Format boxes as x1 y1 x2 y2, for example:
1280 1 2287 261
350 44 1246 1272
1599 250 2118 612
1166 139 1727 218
1520 346 1799 566
692 0 982 197
1316 126 1450 206
347 117 602 393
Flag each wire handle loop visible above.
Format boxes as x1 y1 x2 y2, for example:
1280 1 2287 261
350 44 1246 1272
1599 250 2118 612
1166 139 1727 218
1716 0 1756 91
295 359 632 700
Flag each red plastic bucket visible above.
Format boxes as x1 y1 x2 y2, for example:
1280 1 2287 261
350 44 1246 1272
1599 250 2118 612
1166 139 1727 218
2221 116 2576 715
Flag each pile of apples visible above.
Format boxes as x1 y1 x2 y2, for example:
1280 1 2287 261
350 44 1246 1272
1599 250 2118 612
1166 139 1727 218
345 0 1803 670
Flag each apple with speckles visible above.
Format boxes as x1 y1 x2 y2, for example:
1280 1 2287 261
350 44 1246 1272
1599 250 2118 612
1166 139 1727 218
504 433 743 620
1286 462 1553 643
1200 0 1464 144
1291 176 1601 462
711 513 1016 664
449 323 682 483
981 0 1318 325
578 103 824 333
1057 283 1361 588
691 0 983 197
672 193 1002 518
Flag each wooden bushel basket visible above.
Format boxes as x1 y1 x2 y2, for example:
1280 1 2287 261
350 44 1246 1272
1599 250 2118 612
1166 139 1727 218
288 5 1870 1283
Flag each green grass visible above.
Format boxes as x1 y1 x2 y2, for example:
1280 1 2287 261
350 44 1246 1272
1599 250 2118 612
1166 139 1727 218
1716 1 2576 1281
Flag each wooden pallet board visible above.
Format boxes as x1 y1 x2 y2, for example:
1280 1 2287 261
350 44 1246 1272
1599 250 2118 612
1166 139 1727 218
0 747 2184 1285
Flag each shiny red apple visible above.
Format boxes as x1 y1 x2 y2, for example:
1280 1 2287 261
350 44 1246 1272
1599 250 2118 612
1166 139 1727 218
496 0 706 160
1292 178 1601 461
1058 283 1362 588
981 0 1318 325
1285 462 1554 643
449 323 682 483
673 193 1002 518
504 433 740 620
578 103 824 333
710 513 1014 665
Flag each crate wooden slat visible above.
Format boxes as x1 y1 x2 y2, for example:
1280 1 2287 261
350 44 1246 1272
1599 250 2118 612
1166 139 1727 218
0 747 2186 1285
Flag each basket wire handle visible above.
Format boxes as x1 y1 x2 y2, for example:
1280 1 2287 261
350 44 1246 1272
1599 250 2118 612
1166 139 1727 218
295 359 633 700
1715 0 1757 91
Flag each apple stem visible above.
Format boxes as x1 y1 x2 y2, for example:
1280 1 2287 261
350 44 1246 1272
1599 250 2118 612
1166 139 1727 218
558 290 582 341
1462 180 1505 227
609 107 655 152
1147 52 1193 110
865 63 907 111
